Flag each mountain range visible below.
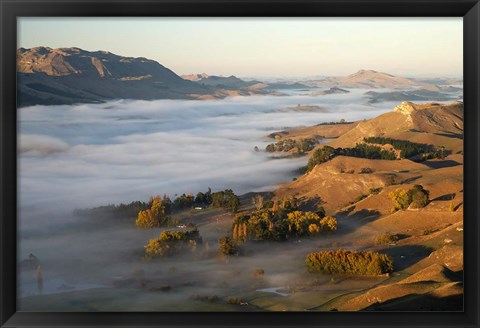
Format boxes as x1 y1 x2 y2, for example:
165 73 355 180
17 47 214 107
17 47 461 107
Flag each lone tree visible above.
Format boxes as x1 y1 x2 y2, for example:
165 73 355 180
218 236 238 256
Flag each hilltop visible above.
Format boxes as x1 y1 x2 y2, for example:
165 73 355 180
309 69 431 89
17 47 213 106
338 69 417 88
326 101 463 150
17 47 281 107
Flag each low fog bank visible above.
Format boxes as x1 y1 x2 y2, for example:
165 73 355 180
18 90 393 309
18 90 392 213
17 89 457 311
18 211 339 310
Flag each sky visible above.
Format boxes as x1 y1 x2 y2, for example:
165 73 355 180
18 18 462 78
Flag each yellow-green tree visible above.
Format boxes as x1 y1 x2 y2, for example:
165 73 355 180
388 188 410 211
144 238 171 258
287 211 319 236
319 215 337 231
450 201 455 212
233 224 239 242
136 196 165 228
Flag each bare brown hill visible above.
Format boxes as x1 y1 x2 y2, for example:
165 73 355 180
275 156 430 213
326 101 463 149
272 122 359 141
274 101 463 214
309 69 426 89
337 69 417 88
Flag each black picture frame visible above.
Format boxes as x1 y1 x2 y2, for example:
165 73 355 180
1 0 479 327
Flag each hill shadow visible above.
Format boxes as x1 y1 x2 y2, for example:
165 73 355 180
299 196 324 212
434 132 463 140
378 244 434 271
431 193 456 201
422 160 460 169
361 289 463 311
336 208 381 235
399 175 422 184
454 202 463 211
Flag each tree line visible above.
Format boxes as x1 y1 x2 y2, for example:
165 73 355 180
265 138 317 153
306 249 394 275
307 144 396 171
363 137 445 159
136 189 240 228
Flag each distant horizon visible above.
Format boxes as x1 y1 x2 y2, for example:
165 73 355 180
16 45 464 81
18 18 462 78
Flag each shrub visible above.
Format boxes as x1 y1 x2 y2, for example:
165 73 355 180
207 295 219 303
316 206 326 218
407 185 429 209
227 297 246 305
374 232 399 245
144 229 202 259
385 176 396 186
306 249 393 275
360 167 374 174
369 187 383 195
450 201 455 212
352 194 368 203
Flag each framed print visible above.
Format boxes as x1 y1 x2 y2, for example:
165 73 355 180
1 0 479 327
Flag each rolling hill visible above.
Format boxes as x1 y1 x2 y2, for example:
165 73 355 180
274 101 463 211
308 69 433 89
270 100 463 311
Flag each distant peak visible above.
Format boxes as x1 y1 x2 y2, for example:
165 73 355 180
394 101 416 115
30 46 53 54
356 69 377 74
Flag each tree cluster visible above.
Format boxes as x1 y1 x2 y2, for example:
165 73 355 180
307 144 396 171
315 121 353 126
307 136 448 171
217 236 239 256
305 249 394 275
73 201 149 219
374 232 399 245
265 138 317 153
144 228 202 259
136 196 174 228
211 189 240 213
388 185 429 212
231 199 337 242
363 137 446 160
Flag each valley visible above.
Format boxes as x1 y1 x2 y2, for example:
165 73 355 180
18 78 463 311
